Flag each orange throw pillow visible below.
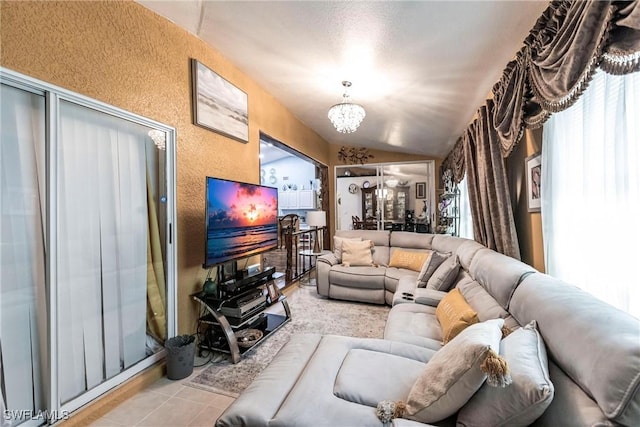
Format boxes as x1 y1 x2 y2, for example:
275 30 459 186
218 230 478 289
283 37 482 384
389 249 431 272
436 288 479 344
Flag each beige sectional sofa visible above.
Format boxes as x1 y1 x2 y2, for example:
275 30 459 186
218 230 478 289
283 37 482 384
216 231 640 426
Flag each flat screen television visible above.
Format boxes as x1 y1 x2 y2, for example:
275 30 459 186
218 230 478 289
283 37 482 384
204 176 279 268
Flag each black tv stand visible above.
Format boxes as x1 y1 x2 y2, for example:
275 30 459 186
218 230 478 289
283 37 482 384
192 267 290 364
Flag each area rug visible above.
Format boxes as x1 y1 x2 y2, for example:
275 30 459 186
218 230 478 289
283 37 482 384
185 284 390 397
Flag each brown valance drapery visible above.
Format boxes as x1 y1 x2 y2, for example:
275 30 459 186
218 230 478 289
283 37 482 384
441 0 640 258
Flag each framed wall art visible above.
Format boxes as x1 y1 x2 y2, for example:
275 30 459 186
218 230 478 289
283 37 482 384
415 182 426 199
191 59 248 143
525 152 542 212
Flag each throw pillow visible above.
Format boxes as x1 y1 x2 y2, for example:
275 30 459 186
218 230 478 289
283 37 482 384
417 251 450 287
404 319 507 424
341 239 374 266
457 321 554 427
426 254 461 291
333 236 362 262
389 249 431 272
436 288 479 344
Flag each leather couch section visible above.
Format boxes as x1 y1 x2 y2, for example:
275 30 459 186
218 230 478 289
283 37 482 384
510 273 640 426
469 249 535 310
333 348 425 406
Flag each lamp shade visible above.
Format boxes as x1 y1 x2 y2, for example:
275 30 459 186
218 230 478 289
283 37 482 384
307 211 326 227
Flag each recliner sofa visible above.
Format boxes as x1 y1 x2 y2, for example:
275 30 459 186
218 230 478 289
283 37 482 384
216 231 640 426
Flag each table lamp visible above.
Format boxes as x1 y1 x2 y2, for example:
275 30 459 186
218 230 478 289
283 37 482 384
307 210 326 253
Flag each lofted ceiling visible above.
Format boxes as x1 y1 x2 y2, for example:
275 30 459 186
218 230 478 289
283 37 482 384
138 0 549 158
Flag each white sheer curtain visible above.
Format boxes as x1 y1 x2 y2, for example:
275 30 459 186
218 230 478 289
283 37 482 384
457 176 474 239
0 85 47 423
542 69 640 319
57 100 148 402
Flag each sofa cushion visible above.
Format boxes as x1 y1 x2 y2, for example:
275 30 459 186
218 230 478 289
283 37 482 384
457 321 554 427
510 274 640 426
334 349 425 407
405 319 504 424
384 303 443 350
333 236 361 262
457 279 520 331
389 249 431 272
390 231 435 250
417 251 449 286
469 248 535 310
426 254 460 291
336 230 391 266
341 239 374 266
329 265 385 290
436 288 479 344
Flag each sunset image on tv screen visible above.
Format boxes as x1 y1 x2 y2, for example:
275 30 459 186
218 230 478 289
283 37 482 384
205 178 278 266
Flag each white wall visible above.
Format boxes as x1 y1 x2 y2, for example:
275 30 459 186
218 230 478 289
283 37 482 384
263 156 317 221
262 156 315 191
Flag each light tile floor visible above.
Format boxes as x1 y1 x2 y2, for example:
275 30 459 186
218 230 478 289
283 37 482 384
90 281 307 427
88 368 235 427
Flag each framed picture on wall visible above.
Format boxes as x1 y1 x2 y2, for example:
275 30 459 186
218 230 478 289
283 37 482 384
416 182 426 199
525 152 542 212
191 59 249 143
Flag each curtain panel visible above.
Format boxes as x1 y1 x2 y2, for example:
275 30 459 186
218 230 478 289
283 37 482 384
441 0 639 257
463 101 521 260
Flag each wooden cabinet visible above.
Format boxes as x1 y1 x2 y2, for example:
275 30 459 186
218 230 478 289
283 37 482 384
279 189 316 210
383 186 410 221
298 189 315 209
361 186 378 219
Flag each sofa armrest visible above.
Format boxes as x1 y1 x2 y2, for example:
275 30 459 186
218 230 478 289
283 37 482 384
316 253 338 297
413 288 447 307
317 252 339 266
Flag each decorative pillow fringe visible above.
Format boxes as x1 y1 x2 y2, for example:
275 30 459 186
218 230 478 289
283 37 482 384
501 325 513 338
376 400 406 424
481 349 512 388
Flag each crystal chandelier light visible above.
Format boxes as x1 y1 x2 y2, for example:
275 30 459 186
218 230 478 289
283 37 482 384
328 81 366 133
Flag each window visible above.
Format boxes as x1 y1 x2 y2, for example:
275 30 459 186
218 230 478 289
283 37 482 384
457 176 474 240
542 69 639 318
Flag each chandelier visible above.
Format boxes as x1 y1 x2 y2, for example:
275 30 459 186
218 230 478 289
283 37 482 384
328 81 366 133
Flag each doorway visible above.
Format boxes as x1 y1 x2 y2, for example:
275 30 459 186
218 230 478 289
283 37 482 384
259 133 328 283
335 161 436 232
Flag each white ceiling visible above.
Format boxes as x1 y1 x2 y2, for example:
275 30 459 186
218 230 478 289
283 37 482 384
138 0 548 158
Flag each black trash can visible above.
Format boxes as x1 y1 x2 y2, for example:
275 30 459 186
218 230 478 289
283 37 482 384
165 335 195 380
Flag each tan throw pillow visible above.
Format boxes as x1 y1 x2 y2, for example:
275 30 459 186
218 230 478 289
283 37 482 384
333 236 362 262
405 319 506 424
389 249 431 272
436 288 479 344
341 239 374 266
426 254 461 291
417 251 449 286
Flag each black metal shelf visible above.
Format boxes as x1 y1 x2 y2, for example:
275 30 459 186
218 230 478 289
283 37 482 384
192 276 291 364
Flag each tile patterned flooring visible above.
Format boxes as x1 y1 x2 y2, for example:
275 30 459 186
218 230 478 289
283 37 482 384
88 368 234 427
89 281 307 427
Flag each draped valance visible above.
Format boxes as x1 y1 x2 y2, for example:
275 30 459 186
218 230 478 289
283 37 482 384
442 0 640 182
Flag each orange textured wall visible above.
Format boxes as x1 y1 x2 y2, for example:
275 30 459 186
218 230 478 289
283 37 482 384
507 128 545 272
0 0 330 333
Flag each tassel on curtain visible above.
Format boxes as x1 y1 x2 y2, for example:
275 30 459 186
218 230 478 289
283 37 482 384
441 0 640 258
146 169 167 342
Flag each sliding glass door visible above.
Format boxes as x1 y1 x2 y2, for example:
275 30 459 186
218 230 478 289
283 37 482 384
1 83 48 427
0 69 176 425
